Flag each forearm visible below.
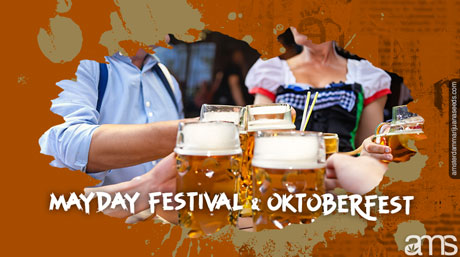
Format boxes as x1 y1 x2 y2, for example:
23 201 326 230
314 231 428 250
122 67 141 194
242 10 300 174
355 96 387 146
229 83 245 106
326 154 387 195
87 120 182 172
338 156 387 194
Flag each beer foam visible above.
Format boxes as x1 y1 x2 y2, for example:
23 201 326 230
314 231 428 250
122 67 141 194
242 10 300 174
249 105 289 115
252 135 323 169
175 122 242 156
248 119 295 131
201 112 240 125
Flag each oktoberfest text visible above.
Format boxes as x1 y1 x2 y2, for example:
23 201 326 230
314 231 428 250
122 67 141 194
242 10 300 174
49 192 414 221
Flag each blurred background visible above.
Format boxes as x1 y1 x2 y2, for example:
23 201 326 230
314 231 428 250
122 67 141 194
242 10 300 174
155 30 412 119
155 31 259 117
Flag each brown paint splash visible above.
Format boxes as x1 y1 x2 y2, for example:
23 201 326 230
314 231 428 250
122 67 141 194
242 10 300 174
3 0 460 256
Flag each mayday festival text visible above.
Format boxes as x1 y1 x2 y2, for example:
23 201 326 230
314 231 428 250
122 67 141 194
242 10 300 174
49 192 414 221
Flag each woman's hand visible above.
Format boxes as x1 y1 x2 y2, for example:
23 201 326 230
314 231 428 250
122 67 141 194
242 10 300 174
360 136 393 162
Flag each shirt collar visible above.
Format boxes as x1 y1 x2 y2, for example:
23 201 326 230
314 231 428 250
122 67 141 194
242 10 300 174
112 52 159 71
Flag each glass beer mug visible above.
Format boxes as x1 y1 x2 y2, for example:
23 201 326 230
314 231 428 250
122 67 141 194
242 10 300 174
252 130 326 231
374 105 426 163
175 121 242 237
244 103 296 216
199 104 251 217
323 133 339 159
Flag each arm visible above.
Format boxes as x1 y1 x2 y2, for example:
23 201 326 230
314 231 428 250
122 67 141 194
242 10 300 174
86 121 183 172
355 95 387 146
325 154 387 195
356 95 394 161
228 74 246 106
39 60 188 175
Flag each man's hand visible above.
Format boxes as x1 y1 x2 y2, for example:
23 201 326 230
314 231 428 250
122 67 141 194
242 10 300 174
84 152 178 222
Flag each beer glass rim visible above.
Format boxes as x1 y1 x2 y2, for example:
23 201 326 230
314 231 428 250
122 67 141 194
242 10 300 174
256 130 323 138
175 121 242 156
201 103 245 109
200 104 247 131
246 102 292 109
323 132 339 139
246 103 295 132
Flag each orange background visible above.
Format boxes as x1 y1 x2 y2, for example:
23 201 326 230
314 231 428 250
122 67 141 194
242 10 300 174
3 0 459 256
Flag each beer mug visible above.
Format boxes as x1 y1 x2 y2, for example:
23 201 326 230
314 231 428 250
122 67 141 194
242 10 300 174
174 121 242 237
200 104 246 128
374 105 426 163
199 104 250 216
243 103 296 216
252 130 326 231
323 133 339 159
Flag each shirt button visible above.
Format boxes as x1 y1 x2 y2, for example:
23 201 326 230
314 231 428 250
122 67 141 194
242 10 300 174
148 112 153 117
145 101 151 107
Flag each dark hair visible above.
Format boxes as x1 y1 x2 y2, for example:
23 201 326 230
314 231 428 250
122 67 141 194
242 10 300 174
277 28 296 46
277 28 303 54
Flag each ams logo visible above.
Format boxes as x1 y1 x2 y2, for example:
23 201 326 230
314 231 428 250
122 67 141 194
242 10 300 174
405 235 458 256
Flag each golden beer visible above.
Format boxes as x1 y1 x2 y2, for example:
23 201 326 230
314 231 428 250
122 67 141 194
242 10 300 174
199 104 251 216
176 154 241 238
175 121 242 237
324 133 339 159
375 130 426 163
252 130 326 231
244 104 296 216
253 166 325 230
238 131 252 214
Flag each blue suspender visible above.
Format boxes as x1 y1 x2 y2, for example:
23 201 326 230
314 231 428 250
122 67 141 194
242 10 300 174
96 63 108 113
152 64 179 113
96 62 179 114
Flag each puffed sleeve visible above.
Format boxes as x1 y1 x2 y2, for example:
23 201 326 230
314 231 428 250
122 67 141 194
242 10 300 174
351 59 392 106
245 57 285 102
38 60 102 176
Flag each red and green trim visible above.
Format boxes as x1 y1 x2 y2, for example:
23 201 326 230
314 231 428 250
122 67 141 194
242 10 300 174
364 88 391 106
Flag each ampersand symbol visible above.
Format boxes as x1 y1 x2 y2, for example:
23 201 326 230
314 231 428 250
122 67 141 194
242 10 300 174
251 198 261 211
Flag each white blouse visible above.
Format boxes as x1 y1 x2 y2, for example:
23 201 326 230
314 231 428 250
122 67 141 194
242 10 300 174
245 56 391 105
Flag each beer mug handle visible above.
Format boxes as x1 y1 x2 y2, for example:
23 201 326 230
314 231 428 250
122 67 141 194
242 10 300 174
176 122 185 147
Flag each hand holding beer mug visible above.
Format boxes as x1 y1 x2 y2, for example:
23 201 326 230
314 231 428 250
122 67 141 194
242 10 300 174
373 105 426 163
252 130 326 231
175 121 242 238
